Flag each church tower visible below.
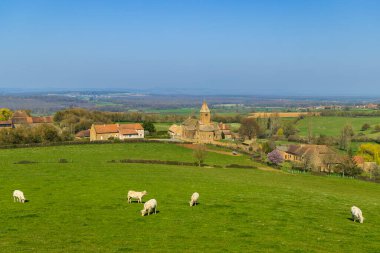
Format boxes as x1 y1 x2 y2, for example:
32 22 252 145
200 101 211 125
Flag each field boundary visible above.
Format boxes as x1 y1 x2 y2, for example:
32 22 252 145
0 139 192 150
109 159 257 169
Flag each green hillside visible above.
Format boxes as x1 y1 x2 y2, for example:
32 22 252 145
296 116 380 137
0 143 379 252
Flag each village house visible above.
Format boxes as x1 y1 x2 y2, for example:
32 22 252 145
0 120 13 128
75 129 91 139
90 123 144 141
11 111 53 128
277 144 341 172
218 122 232 139
168 101 231 143
353 156 378 173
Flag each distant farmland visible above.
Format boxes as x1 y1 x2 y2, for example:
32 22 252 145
250 112 321 118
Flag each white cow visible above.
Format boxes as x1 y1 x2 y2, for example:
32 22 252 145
141 199 157 216
128 190 147 203
189 192 199 206
351 206 364 223
13 190 26 203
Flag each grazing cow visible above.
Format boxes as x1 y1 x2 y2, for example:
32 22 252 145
351 206 364 223
128 190 147 203
141 199 157 216
13 190 25 203
189 192 199 206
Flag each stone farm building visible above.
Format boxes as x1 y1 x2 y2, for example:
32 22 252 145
168 101 231 143
90 123 144 141
0 110 53 128
277 144 341 172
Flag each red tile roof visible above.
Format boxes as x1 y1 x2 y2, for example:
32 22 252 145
93 123 144 134
119 123 144 130
119 129 138 135
0 120 12 125
75 129 90 138
32 116 53 123
94 124 119 134
353 156 365 165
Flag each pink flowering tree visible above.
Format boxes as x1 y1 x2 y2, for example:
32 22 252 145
267 149 284 165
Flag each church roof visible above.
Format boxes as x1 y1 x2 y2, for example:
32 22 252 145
183 118 198 127
199 124 217 132
200 101 210 113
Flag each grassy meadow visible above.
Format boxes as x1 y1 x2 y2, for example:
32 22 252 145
0 143 380 252
296 116 380 137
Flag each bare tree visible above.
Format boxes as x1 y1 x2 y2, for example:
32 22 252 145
239 118 261 140
339 124 354 151
303 151 320 172
193 145 207 167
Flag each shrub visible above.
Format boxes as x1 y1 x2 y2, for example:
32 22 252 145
373 125 380 133
281 161 293 172
14 160 37 164
361 123 371 131
58 158 69 163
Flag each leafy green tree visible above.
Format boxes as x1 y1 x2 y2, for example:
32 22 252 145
357 143 380 164
276 128 284 136
142 122 156 133
261 140 276 154
0 108 13 121
283 121 298 137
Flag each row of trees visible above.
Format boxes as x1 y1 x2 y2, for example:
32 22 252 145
320 110 380 117
238 116 380 153
54 108 244 135
0 124 72 145
238 117 298 140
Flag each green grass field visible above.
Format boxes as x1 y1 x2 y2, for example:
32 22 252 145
296 116 380 137
1 143 379 252
153 122 174 132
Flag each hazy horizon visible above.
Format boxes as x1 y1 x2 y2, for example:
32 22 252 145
1 1 380 96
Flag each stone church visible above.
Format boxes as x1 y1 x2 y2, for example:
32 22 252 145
169 101 231 142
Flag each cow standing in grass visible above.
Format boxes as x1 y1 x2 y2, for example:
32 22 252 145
351 206 364 223
13 190 26 203
141 199 157 216
189 192 199 206
128 190 147 203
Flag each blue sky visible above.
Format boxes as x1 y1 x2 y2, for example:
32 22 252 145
0 0 379 95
